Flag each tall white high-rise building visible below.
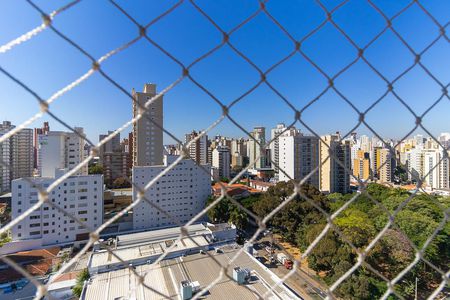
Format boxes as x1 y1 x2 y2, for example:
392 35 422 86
270 123 298 174
132 84 163 167
132 156 211 230
11 171 103 246
278 134 320 187
0 121 34 193
212 146 230 180
37 128 88 177
423 149 449 189
406 147 424 181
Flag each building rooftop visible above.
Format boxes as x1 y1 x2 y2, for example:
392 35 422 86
110 188 132 197
0 247 60 284
0 192 11 198
206 223 235 232
212 183 260 196
90 235 210 269
83 246 296 300
115 224 208 247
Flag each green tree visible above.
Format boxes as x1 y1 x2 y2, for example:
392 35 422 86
72 268 90 298
0 231 11 247
206 196 230 223
112 177 131 189
229 207 247 229
335 208 376 247
88 164 103 175
220 177 230 183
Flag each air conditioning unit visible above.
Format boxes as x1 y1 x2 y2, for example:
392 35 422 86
180 280 201 300
233 267 251 285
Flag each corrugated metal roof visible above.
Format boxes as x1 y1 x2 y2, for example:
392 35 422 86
83 247 296 300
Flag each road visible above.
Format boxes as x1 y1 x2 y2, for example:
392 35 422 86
251 235 327 300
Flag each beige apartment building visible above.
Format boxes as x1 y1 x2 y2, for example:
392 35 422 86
378 148 394 183
185 130 208 165
0 121 34 193
132 84 163 167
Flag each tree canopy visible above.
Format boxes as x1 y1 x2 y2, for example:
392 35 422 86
205 181 449 299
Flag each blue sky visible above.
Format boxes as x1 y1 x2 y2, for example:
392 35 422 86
0 0 449 144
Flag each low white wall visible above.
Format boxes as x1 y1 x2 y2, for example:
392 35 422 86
0 239 43 255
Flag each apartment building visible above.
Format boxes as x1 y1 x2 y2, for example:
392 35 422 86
132 84 163 167
0 121 34 193
319 134 351 194
353 150 370 181
423 149 450 189
33 122 50 169
230 138 247 168
11 172 103 246
185 130 208 165
132 156 211 230
37 128 88 177
231 138 247 157
247 126 267 169
406 147 424 181
278 134 320 188
99 131 131 185
212 146 230 180
270 123 298 175
378 148 395 183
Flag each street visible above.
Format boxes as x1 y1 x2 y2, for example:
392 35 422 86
250 233 328 300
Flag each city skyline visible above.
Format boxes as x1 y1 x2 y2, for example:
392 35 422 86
0 2 449 299
1 1 449 143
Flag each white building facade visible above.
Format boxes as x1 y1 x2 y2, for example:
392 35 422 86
212 146 230 180
423 149 449 190
132 156 211 231
278 135 320 187
270 123 298 176
38 128 88 177
11 173 103 246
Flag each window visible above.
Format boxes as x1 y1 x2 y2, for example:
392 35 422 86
30 223 40 228
78 211 88 215
30 231 41 236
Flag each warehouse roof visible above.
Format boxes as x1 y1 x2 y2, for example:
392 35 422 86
83 246 297 300
90 235 210 269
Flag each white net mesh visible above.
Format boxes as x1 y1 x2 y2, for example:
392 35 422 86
0 0 448 299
